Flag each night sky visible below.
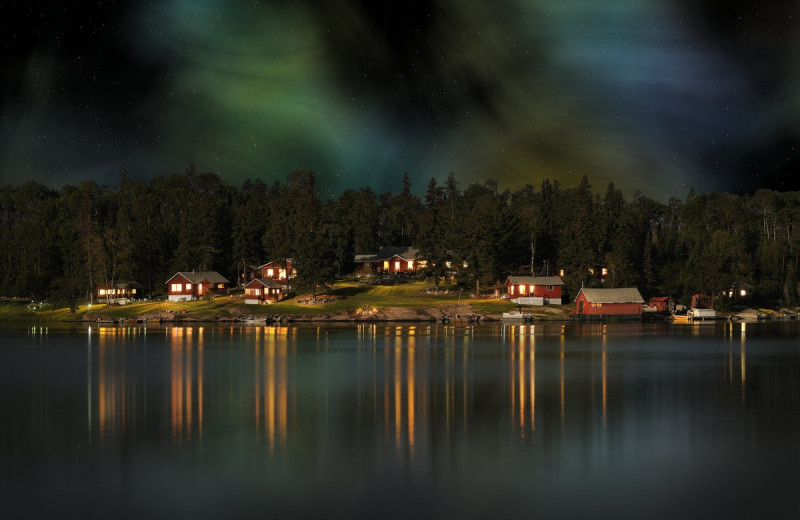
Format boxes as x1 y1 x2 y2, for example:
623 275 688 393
2 1 799 199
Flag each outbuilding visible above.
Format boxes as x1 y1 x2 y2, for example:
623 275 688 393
574 287 644 320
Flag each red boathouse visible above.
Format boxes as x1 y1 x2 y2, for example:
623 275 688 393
574 287 644 320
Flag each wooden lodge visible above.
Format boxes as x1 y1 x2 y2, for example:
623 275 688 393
354 247 423 274
258 259 294 281
244 278 286 304
166 271 230 301
505 276 563 305
646 296 673 313
574 287 644 320
97 281 143 304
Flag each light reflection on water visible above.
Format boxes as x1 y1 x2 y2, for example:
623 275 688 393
3 322 800 519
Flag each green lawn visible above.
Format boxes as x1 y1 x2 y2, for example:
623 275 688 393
0 280 574 321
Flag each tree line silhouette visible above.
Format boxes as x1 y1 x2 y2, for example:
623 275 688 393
2 164 798 309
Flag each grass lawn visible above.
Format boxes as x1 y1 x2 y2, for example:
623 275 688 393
0 279 574 321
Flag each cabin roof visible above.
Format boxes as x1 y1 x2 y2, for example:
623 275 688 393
506 275 563 286
166 271 230 285
576 287 644 303
256 259 293 269
245 278 285 289
354 246 420 262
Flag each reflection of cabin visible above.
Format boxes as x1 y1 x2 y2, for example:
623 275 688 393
258 259 294 281
354 247 423 274
166 271 230 301
97 281 143 304
244 278 286 304
574 287 644 319
505 276 563 305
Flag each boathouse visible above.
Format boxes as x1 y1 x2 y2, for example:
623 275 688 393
574 287 644 319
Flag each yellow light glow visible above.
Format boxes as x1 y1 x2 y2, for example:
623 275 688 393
267 269 274 277
394 261 400 270
740 289 746 297
601 268 608 276
408 260 414 269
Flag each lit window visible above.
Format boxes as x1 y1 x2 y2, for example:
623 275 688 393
267 268 274 277
509 286 514 295
131 289 136 294
383 261 389 271
529 285 534 293
99 289 105 295
740 289 746 297
601 268 608 276
185 284 192 291
171 283 181 292
559 269 565 277
408 260 414 269
395 261 400 270
218 284 224 289
279 270 286 279
520 285 526 294
446 261 452 268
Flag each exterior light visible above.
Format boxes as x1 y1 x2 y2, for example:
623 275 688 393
740 289 746 297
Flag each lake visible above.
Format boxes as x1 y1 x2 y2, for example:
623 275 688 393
1 321 799 519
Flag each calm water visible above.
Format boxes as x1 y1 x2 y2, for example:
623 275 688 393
1 321 799 519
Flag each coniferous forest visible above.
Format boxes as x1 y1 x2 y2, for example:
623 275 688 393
2 164 799 309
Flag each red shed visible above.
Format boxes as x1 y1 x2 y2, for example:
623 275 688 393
505 276 563 304
574 287 644 319
244 278 286 304
258 259 294 281
166 271 230 302
647 296 673 313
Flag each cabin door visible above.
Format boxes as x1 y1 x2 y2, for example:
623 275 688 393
578 300 584 314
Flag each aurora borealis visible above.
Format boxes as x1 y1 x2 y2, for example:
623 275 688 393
3 1 799 198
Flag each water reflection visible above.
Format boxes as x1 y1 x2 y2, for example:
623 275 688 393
80 322 759 456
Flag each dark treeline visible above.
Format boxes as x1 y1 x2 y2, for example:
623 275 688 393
2 164 800 308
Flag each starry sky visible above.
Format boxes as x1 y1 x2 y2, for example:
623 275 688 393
2 1 799 199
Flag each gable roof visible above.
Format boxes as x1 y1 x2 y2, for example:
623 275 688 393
506 275 564 286
256 259 293 269
576 287 644 304
166 271 230 285
245 278 285 289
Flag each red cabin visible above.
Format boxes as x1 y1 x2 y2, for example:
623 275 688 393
574 287 644 319
258 259 295 281
505 276 563 305
244 278 285 304
166 271 230 301
691 293 712 309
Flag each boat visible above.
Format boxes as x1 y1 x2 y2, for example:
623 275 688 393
687 308 717 320
502 310 533 321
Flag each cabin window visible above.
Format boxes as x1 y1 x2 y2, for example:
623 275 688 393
519 285 526 295
395 261 400 270
509 286 514 295
132 289 137 294
171 284 181 292
218 284 224 289
99 289 106 295
185 284 192 291
383 261 389 271
601 268 608 276
546 285 553 290
529 285 534 293
408 260 414 269
279 270 286 280
559 269 564 277
267 269 274 277
446 261 452 268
